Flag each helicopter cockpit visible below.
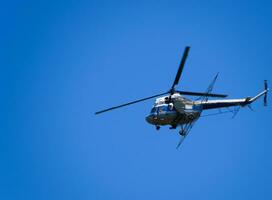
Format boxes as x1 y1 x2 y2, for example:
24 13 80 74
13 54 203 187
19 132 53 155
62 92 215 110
149 103 176 114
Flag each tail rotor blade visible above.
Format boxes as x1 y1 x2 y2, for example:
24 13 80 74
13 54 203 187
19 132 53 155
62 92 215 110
264 80 268 106
264 96 267 106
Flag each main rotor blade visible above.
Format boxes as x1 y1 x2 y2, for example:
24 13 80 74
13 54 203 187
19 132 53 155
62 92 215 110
176 120 197 149
176 90 227 98
171 46 190 90
95 92 169 115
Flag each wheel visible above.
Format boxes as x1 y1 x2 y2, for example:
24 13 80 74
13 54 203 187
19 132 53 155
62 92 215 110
156 125 160 130
179 130 186 136
169 125 177 129
188 114 194 120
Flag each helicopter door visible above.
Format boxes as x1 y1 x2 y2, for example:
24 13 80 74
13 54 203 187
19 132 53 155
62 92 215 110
172 99 185 113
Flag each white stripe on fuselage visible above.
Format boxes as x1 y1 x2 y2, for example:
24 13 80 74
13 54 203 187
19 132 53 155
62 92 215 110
195 98 247 105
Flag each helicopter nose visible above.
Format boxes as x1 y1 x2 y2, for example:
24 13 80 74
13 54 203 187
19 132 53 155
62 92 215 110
145 114 156 125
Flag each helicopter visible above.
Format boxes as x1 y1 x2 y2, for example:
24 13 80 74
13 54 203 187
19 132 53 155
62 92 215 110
95 46 269 148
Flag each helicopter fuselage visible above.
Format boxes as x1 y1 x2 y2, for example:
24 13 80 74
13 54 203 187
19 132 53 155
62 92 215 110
145 94 202 127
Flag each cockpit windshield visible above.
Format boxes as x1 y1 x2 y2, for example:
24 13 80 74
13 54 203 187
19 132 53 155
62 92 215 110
150 104 176 114
150 107 157 113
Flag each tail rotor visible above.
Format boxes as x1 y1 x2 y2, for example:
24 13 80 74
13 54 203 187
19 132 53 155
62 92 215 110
264 80 268 106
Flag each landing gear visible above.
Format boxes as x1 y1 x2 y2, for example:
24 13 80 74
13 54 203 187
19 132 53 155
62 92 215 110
179 129 186 136
178 122 194 137
156 125 160 130
176 122 196 149
169 125 177 129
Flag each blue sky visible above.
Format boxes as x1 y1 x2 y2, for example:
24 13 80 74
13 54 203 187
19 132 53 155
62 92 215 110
1 0 272 199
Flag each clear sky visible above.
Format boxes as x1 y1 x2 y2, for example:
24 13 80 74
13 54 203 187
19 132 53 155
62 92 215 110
1 0 272 199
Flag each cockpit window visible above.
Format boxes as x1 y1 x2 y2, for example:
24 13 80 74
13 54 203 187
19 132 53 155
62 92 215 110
150 107 156 113
158 105 168 112
150 104 176 113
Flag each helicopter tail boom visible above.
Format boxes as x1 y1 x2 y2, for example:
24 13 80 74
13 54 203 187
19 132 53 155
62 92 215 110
198 80 269 110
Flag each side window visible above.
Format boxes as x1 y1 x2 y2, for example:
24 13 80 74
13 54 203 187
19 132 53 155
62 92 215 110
159 107 163 113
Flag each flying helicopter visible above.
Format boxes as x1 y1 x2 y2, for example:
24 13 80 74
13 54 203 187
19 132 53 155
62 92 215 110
95 46 269 148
